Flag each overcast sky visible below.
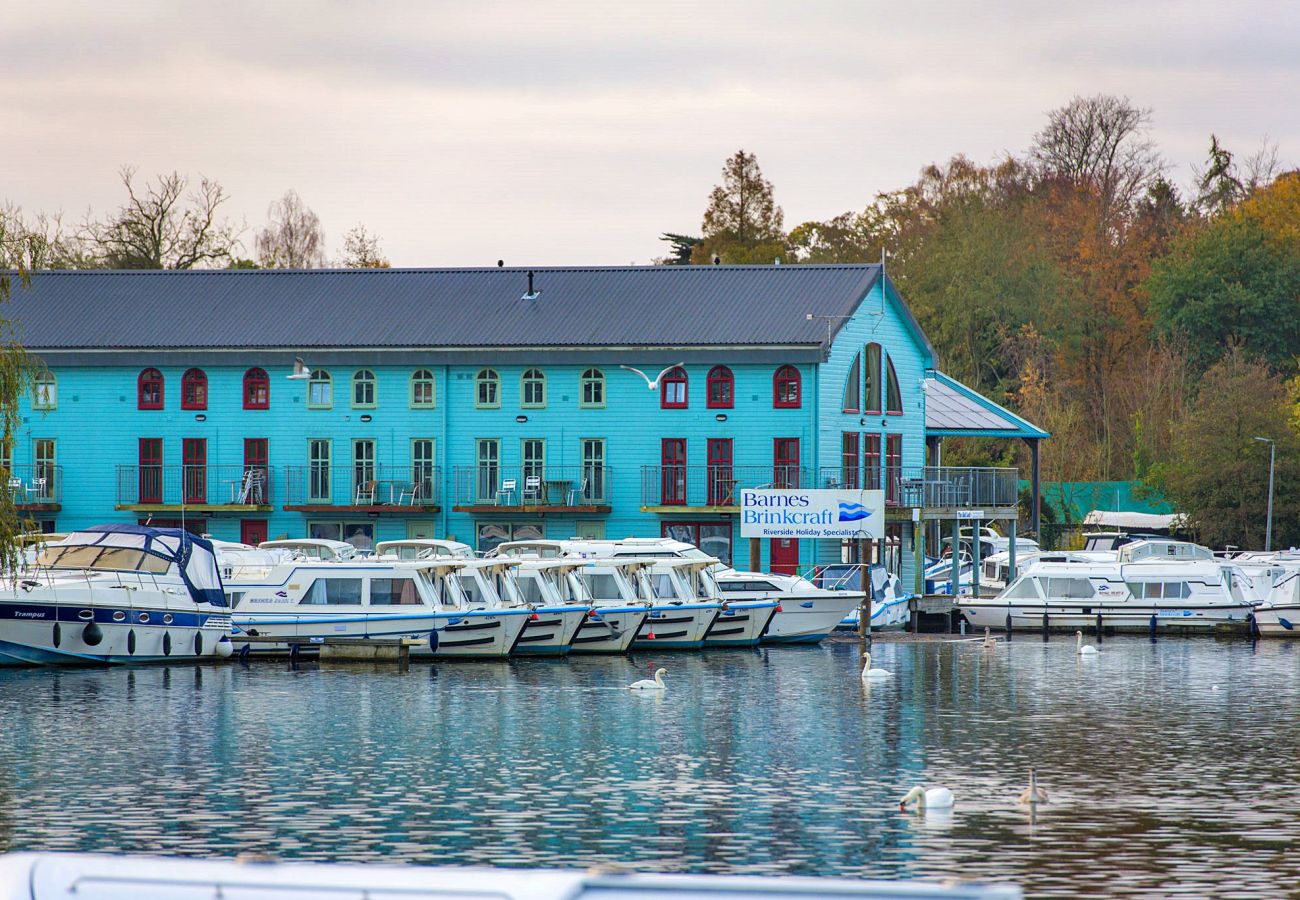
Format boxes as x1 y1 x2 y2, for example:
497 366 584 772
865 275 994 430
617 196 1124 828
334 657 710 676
3 0 1296 267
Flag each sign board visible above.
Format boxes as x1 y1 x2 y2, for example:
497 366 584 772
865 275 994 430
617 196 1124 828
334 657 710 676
956 510 986 520
740 489 884 539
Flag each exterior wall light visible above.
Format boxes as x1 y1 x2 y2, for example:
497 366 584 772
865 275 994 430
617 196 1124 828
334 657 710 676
516 415 528 423
360 414 372 423
715 414 727 422
194 414 206 422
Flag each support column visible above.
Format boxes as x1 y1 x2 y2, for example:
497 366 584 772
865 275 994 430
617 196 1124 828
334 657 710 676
913 516 925 596
1008 518 1017 583
749 537 761 573
949 517 960 596
1029 438 1041 538
971 518 981 598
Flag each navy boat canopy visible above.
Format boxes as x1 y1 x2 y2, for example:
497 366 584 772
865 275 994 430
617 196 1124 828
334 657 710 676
62 524 228 607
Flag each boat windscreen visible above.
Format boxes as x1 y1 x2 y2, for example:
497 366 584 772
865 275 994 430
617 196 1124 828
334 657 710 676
37 544 172 574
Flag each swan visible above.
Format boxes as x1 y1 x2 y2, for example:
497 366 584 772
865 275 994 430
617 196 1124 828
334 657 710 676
982 626 997 650
860 652 892 680
628 667 667 691
1076 630 1098 655
1018 768 1049 805
898 785 954 811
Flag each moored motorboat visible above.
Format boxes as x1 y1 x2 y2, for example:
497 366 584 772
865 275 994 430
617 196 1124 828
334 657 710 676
0 524 233 666
714 569 861 644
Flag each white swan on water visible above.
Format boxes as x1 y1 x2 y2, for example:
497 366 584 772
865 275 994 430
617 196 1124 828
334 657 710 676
1018 768 1050 805
628 667 667 691
982 626 997 650
860 652 892 680
899 785 954 810
1076 630 1098 655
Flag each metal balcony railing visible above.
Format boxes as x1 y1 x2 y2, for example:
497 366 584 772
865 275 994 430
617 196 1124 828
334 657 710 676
639 465 809 507
116 465 273 506
820 466 1018 509
284 464 441 507
452 465 610 507
5 464 62 505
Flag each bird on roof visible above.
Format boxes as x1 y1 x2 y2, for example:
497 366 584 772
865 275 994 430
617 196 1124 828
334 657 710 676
620 364 685 390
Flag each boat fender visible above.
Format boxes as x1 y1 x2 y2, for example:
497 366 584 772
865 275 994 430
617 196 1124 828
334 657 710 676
775 604 783 613
162 632 172 656
52 622 61 648
82 622 104 647
428 628 440 652
194 632 203 656
1280 617 1294 631
127 629 136 655
238 642 251 661
800 601 814 608
215 637 234 658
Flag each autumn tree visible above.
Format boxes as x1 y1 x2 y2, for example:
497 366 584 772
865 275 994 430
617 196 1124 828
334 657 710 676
86 167 241 269
255 189 326 269
1149 349 1300 549
339 225 390 268
690 150 786 264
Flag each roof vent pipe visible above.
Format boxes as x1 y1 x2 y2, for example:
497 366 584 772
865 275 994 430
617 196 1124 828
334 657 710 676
522 270 540 301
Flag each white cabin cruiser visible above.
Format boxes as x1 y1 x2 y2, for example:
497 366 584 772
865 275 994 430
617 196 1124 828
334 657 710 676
223 555 530 658
714 569 861 643
961 556 1257 632
374 539 476 560
0 524 234 666
459 558 589 655
1246 554 1300 636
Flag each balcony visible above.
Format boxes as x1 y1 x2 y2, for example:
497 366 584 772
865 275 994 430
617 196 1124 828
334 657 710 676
284 464 441 513
452 466 611 514
116 465 274 512
639 465 810 512
6 464 62 512
820 466 1019 512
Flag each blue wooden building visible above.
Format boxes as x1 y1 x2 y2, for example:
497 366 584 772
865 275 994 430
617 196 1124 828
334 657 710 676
4 265 1044 589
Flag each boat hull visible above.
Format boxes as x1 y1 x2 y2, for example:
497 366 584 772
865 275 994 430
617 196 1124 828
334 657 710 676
569 607 648 654
960 599 1254 632
763 593 863 643
703 600 779 647
233 609 533 658
1254 603 1300 636
0 601 232 667
511 607 589 655
631 603 719 650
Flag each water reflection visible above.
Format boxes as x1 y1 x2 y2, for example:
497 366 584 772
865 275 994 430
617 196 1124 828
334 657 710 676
0 637 1296 896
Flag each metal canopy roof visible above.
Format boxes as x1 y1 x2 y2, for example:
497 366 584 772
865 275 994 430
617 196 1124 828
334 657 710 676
5 265 889 352
924 371 1049 439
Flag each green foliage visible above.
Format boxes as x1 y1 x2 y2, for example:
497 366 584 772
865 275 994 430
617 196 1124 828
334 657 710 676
656 233 699 266
0 220 43 572
690 150 784 264
1148 349 1300 548
1146 214 1300 373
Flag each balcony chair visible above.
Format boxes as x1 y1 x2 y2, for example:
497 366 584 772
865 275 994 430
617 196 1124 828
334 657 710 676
495 479 517 506
354 480 378 505
8 477 26 504
234 468 265 504
522 475 543 504
29 477 46 503
398 481 423 506
566 477 589 506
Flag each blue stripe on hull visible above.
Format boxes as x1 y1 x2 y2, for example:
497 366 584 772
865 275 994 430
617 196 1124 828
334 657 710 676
512 646 570 656
630 640 704 650
760 632 828 645
702 638 762 647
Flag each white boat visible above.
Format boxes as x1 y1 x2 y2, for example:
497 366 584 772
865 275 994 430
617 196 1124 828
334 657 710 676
714 569 862 643
824 564 912 631
462 558 590 655
0 852 1023 899
374 538 476 560
223 553 530 658
0 524 234 666
960 554 1257 632
1247 554 1300 636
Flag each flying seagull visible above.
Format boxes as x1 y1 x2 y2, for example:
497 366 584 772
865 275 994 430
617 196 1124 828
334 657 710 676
620 363 685 389
287 357 312 380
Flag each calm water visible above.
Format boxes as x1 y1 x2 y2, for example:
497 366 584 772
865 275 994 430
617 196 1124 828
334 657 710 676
0 637 1297 897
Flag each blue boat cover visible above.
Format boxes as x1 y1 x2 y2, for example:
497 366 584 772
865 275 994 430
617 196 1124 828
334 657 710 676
64 524 228 607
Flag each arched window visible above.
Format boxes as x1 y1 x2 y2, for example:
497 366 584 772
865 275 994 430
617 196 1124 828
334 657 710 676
707 366 734 409
476 369 500 408
33 371 57 410
410 369 435 408
773 365 801 409
351 369 376 408
864 343 882 414
886 357 903 415
520 368 546 408
308 369 332 409
660 366 688 409
580 368 605 408
181 368 207 410
243 367 269 410
138 368 164 410
842 352 861 413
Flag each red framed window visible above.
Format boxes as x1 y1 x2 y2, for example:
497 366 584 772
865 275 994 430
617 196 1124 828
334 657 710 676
137 368 164 410
864 344 882 414
662 522 733 566
180 368 208 410
706 366 733 409
706 438 734 506
774 438 800 488
183 438 207 504
864 434 881 490
773 365 801 408
886 434 902 504
840 433 859 489
886 358 903 415
240 520 268 546
243 367 269 410
661 438 687 505
660 367 688 409
138 438 162 503
243 438 269 504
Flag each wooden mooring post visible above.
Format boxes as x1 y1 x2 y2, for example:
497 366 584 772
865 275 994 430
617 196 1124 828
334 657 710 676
859 537 873 648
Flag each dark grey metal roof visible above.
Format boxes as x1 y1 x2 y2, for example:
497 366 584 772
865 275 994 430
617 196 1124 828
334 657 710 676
924 372 1049 439
5 265 888 351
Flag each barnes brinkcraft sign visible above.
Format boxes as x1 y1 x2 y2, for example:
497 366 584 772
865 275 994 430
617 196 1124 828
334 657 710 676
739 489 885 540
